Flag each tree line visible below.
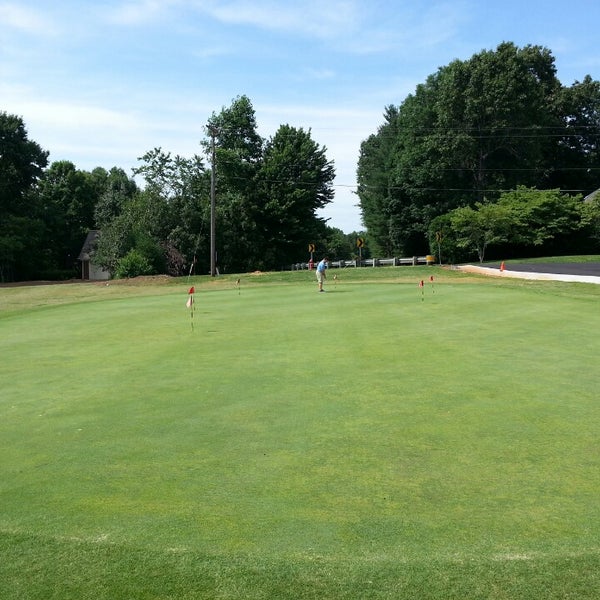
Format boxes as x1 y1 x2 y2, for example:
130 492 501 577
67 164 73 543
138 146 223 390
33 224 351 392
0 96 361 282
4 43 600 283
357 42 600 262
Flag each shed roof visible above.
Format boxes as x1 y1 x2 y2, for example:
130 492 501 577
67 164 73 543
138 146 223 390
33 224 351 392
78 230 101 261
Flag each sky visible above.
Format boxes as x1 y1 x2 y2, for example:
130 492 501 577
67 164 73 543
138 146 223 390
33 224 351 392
2 1 600 233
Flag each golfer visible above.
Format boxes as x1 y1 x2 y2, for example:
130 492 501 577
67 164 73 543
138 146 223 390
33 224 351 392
316 256 328 292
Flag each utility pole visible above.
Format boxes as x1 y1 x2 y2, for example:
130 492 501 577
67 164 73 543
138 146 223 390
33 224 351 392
208 125 218 277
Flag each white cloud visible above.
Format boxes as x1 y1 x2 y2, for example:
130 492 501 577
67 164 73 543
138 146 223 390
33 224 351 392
193 0 362 39
106 0 182 25
0 2 58 35
11 101 144 154
336 0 470 55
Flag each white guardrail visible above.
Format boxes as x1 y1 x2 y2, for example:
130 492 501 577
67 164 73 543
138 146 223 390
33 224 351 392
292 256 435 270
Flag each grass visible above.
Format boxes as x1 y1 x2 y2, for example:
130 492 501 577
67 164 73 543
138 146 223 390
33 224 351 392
1 265 600 598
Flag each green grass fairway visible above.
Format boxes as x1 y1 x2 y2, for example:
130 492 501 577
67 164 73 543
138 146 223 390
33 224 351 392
1 268 600 599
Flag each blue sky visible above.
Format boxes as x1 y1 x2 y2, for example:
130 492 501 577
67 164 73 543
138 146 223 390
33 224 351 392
2 0 599 232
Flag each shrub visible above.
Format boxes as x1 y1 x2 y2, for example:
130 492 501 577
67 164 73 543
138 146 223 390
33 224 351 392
114 249 153 279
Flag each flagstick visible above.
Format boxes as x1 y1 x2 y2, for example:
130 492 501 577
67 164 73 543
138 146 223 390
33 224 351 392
187 255 196 285
236 278 241 295
187 286 195 332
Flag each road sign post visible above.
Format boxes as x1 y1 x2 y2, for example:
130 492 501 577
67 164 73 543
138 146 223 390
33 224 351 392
356 237 364 267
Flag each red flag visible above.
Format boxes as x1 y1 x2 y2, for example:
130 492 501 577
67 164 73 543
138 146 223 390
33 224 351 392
186 286 195 331
186 286 195 309
430 275 434 282
419 280 424 288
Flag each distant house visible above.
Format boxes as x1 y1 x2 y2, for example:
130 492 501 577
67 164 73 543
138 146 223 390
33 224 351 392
78 230 110 281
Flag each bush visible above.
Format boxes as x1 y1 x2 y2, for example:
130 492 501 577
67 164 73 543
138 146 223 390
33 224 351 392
114 249 153 279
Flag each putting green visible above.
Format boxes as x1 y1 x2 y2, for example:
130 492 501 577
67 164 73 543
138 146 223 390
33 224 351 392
1 272 599 598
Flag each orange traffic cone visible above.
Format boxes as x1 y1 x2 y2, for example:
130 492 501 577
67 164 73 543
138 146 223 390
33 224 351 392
500 261 505 272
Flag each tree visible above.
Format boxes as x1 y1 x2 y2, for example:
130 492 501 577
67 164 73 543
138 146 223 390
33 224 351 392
427 213 467 264
205 95 263 198
0 112 49 281
36 161 100 275
435 186 588 262
357 106 400 255
449 202 513 263
134 149 210 273
255 125 335 267
549 75 600 194
95 149 209 276
496 186 586 254
322 227 360 261
581 192 600 251
357 43 600 257
0 112 49 215
200 96 336 272
94 167 138 229
202 96 263 272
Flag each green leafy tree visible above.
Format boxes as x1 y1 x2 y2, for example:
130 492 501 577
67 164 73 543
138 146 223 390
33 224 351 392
255 124 335 268
94 167 138 229
549 75 600 193
357 106 400 255
0 112 48 215
201 96 336 272
0 112 49 281
321 227 360 261
135 149 210 273
581 192 600 250
95 189 169 276
358 43 600 257
93 215 133 274
203 96 263 272
436 186 588 261
450 202 513 263
96 149 208 276
205 95 264 197
36 161 100 276
427 214 468 264
496 186 586 255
